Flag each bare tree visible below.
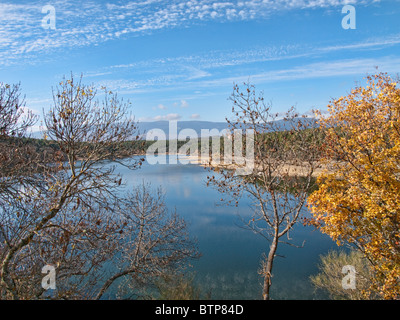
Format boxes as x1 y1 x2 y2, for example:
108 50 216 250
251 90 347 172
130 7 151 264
0 82 47 203
0 75 198 299
95 183 199 300
207 83 322 300
0 82 36 138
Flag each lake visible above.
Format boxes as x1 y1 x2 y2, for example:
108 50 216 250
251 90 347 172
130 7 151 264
118 155 338 300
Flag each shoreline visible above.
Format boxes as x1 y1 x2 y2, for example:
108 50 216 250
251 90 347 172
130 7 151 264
146 153 329 177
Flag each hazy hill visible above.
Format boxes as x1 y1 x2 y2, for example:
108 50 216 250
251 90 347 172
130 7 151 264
137 118 318 139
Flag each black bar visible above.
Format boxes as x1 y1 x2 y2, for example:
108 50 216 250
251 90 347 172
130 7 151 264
1 299 396 319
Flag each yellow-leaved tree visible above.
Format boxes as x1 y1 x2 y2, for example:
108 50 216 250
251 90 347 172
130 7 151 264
308 73 400 299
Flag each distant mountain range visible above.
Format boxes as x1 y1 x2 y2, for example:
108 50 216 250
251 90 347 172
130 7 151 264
29 118 318 140
137 118 318 139
137 120 229 139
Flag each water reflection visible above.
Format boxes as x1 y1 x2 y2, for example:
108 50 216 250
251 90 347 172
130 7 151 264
117 156 337 299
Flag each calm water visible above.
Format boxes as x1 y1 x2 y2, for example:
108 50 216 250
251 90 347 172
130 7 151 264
118 155 338 300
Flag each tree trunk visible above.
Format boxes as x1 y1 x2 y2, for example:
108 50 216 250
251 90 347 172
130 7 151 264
262 236 278 300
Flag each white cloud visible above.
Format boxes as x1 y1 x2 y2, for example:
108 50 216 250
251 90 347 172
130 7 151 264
0 0 380 66
154 113 182 121
190 113 201 119
180 100 189 108
319 33 400 52
84 71 113 78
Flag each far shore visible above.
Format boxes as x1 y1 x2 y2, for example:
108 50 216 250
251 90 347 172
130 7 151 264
146 152 332 177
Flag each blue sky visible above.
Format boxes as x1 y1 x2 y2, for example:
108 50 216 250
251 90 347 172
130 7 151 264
1 0 400 127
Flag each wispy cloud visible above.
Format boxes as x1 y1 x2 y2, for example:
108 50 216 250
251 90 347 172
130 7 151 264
319 33 400 52
95 55 400 96
0 0 110 65
78 28 400 94
190 113 201 119
108 44 304 77
84 31 400 96
0 0 380 66
140 113 182 121
196 56 400 87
